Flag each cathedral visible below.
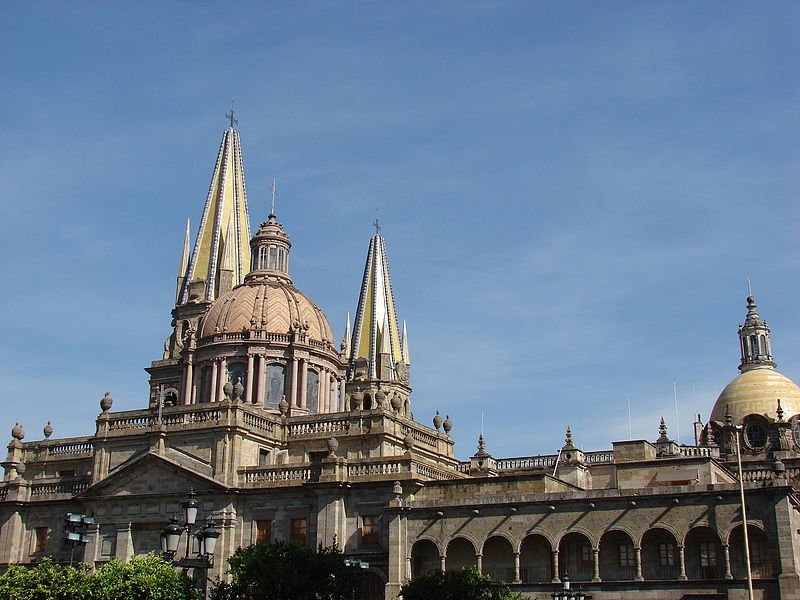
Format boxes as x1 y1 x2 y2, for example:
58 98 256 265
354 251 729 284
3 123 800 600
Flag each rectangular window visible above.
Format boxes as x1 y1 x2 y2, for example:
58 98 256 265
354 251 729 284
290 518 307 545
618 544 635 567
268 245 278 270
699 542 717 566
255 520 272 544
258 246 268 270
580 544 592 563
658 543 675 566
258 449 270 467
34 527 48 553
361 515 379 546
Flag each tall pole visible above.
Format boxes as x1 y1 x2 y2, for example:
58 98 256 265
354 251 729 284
733 426 754 600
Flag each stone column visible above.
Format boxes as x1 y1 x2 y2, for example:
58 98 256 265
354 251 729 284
513 551 521 583
300 360 308 409
552 550 560 583
191 365 199 404
183 357 193 405
677 544 687 580
722 543 733 579
290 358 298 407
331 379 338 412
339 378 346 411
634 545 644 581
210 360 218 403
476 553 483 574
246 354 254 403
255 355 265 407
320 370 329 412
592 547 601 581
218 357 228 398
440 554 446 572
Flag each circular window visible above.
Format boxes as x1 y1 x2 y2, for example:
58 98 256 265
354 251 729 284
744 423 767 449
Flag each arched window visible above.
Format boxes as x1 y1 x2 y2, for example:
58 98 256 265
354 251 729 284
258 246 268 270
745 423 767 449
228 361 247 393
750 335 759 357
760 335 767 357
306 370 320 413
199 367 213 403
265 364 286 409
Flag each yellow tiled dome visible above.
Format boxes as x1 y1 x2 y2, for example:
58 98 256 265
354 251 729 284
710 367 800 424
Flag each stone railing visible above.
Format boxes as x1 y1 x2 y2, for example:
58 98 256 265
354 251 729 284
412 461 464 481
30 478 90 498
401 424 439 449
47 442 93 457
288 418 350 437
240 464 314 485
242 411 276 434
347 459 408 479
585 451 615 464
678 446 719 458
742 468 775 482
496 455 557 471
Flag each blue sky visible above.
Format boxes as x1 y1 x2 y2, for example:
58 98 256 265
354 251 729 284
1 2 799 460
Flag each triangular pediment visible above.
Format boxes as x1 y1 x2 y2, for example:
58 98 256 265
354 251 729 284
80 452 227 499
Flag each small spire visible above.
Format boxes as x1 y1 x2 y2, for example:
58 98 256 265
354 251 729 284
777 398 784 422
563 426 575 449
724 404 733 426
374 217 381 236
270 178 277 217
176 218 191 302
475 433 488 457
401 320 410 365
341 312 352 356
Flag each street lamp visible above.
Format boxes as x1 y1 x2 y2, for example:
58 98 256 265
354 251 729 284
160 487 220 568
731 425 755 600
551 573 592 600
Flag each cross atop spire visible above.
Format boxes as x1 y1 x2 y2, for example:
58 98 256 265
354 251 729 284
374 218 381 236
747 277 753 298
225 99 238 129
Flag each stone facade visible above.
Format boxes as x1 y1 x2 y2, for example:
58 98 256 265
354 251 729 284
3 125 800 600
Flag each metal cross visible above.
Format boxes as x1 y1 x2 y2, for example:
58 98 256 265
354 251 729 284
374 218 381 235
271 178 277 215
225 99 238 128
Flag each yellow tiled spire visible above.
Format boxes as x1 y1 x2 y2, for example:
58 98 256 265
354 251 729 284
349 229 407 381
179 125 251 303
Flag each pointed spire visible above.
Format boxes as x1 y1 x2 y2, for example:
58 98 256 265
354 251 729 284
401 320 410 365
179 124 251 303
658 417 670 443
176 218 191 302
349 228 404 381
341 312 352 356
737 293 776 372
563 426 575 450
475 433 489 457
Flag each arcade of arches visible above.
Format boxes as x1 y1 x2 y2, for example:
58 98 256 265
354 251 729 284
410 525 774 585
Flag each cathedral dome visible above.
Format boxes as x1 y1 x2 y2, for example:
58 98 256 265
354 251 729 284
198 280 334 343
710 367 800 424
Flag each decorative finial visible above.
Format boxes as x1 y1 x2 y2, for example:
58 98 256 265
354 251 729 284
658 417 669 442
100 391 113 412
443 415 453 434
477 433 486 455
724 404 733 426
11 423 24 441
225 99 238 128
747 277 753 298
43 421 53 439
777 398 784 422
270 178 277 216
433 411 443 431
373 217 381 235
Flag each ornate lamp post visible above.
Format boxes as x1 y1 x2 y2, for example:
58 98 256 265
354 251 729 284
551 573 592 600
160 487 221 568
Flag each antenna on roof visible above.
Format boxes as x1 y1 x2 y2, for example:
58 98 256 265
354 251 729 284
270 178 277 216
673 380 681 443
627 397 632 439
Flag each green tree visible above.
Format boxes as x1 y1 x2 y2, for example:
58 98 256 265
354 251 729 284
210 541 363 600
0 558 91 600
91 554 200 600
0 554 198 600
399 568 523 600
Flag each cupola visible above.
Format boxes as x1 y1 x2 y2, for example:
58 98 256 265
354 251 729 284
246 213 292 284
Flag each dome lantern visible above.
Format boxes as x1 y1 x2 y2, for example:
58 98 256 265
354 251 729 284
247 212 292 283
738 295 776 373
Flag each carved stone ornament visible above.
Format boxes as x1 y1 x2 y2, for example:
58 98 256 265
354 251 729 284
100 392 113 412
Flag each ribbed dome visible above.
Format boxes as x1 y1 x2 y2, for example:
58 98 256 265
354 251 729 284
710 367 800 424
199 280 334 343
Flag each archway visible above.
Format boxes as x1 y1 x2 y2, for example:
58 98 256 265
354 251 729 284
729 525 774 579
599 530 635 581
641 527 679 580
446 537 476 571
685 526 722 580
361 571 385 600
520 534 552 583
482 536 515 583
558 532 593 582
411 539 440 578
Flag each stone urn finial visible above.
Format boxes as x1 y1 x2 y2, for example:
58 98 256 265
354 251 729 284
351 391 364 411
43 422 53 439
443 415 453 434
393 481 402 496
11 423 24 440
100 392 113 412
222 381 234 400
433 411 443 431
403 432 415 450
327 436 339 457
279 395 289 416
390 393 402 412
233 381 244 401
375 389 386 408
